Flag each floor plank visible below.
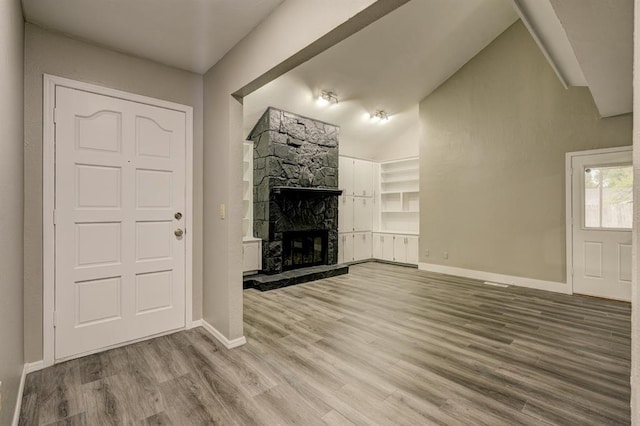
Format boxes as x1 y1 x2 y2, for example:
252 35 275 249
20 262 631 425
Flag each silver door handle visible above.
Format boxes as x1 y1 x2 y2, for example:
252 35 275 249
174 228 184 237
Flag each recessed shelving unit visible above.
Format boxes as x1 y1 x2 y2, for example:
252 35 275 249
242 142 253 238
379 158 419 234
242 141 262 273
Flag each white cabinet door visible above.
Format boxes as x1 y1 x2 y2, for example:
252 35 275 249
354 159 374 197
353 197 373 232
340 233 354 263
339 157 355 196
353 232 372 261
406 236 419 265
373 233 383 259
243 240 262 272
382 235 395 262
393 235 407 263
55 86 186 360
339 195 354 232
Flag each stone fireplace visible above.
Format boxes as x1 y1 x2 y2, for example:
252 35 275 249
247 107 341 275
282 230 328 271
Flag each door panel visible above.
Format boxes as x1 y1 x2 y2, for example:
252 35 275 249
382 235 394 262
55 86 186 360
406 236 419 265
353 197 373 231
393 235 406 263
571 149 632 301
340 233 354 263
339 195 354 232
353 232 372 261
354 159 374 197
339 157 354 196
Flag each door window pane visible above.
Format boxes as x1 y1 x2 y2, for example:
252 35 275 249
584 165 633 229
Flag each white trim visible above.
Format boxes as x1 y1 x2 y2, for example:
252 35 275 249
565 145 632 158
42 74 194 367
25 361 45 374
510 0 569 89
11 361 44 426
188 319 203 329
564 146 633 298
200 320 247 349
418 262 571 294
11 365 27 426
42 75 56 368
565 152 574 295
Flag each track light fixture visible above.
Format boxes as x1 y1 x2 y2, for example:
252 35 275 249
371 109 390 123
317 90 339 106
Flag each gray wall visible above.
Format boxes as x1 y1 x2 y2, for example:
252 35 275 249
23 23 204 362
0 0 24 423
419 21 632 284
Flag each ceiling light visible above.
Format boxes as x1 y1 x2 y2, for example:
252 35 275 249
371 110 390 123
317 90 338 106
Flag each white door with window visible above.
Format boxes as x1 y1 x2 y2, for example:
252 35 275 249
571 148 632 301
54 86 187 360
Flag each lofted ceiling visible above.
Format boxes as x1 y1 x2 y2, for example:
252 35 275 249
549 0 633 117
21 0 632 158
513 0 633 117
21 0 285 74
244 0 518 160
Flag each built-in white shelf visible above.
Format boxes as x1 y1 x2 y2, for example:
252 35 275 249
242 142 253 239
379 158 419 235
242 142 262 273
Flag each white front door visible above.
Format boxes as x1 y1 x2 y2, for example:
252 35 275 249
54 86 187 360
571 148 633 301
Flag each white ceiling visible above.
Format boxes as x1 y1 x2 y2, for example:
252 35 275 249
22 0 631 157
21 0 285 74
244 0 518 160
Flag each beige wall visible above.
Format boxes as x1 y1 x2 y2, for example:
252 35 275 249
23 24 204 362
419 21 632 284
0 0 24 423
202 0 407 339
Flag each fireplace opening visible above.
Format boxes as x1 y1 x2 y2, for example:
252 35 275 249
282 230 328 271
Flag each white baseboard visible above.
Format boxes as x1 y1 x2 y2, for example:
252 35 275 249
418 262 571 294
25 361 44 374
187 319 203 329
199 320 247 349
12 361 44 426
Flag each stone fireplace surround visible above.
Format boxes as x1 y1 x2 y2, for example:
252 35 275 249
246 107 347 285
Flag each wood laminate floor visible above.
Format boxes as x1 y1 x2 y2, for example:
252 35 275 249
19 262 631 425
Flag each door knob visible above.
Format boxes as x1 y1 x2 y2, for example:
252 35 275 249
174 228 184 237
174 212 183 220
